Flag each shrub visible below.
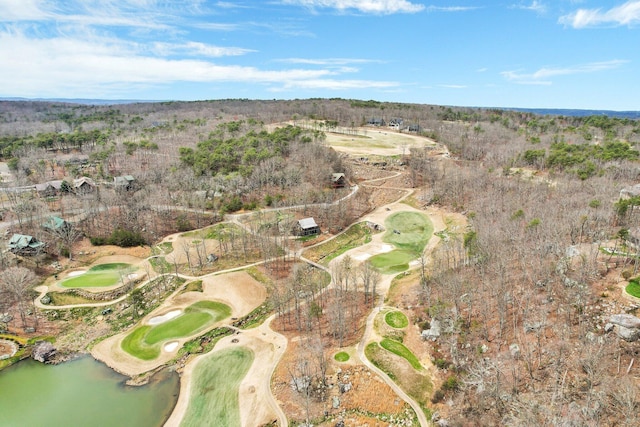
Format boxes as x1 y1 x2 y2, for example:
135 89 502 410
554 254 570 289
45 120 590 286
108 228 146 247
90 236 107 246
442 375 460 391
431 389 445 404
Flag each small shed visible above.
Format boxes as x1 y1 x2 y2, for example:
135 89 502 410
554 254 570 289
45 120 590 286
332 173 347 188
295 218 320 236
8 234 45 254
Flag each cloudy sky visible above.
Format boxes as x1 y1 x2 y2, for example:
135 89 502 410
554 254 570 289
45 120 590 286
1 0 638 110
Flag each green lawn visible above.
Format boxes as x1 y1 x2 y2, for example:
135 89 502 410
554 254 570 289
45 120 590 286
180 347 254 427
626 279 640 298
369 212 433 274
60 263 134 288
380 338 423 371
334 351 350 362
385 310 409 329
121 301 231 360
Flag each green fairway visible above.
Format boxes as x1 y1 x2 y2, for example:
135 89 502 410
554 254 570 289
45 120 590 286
380 338 423 371
122 301 231 360
180 347 254 427
369 211 433 273
60 263 134 288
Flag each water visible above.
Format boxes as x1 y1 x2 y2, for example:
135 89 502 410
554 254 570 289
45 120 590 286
0 356 179 427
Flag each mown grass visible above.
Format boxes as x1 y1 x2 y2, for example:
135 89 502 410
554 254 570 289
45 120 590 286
60 263 134 288
626 278 640 298
121 301 231 360
334 351 350 362
385 310 409 329
369 211 433 273
180 347 254 427
181 280 203 293
380 338 423 371
304 223 373 265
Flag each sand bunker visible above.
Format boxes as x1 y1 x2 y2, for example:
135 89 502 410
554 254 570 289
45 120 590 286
148 309 182 325
164 341 179 352
67 270 87 277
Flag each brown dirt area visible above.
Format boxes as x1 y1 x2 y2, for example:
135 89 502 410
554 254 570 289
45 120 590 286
271 339 413 426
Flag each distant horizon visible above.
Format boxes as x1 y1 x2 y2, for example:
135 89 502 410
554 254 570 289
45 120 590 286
2 96 640 119
1 1 639 111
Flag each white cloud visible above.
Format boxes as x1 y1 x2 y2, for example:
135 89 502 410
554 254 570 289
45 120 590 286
0 0 54 21
278 58 381 65
425 6 479 12
511 1 546 14
501 60 628 84
152 41 254 57
0 31 395 98
276 78 399 90
559 1 640 28
280 0 425 14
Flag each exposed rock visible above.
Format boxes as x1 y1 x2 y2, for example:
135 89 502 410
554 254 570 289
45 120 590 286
421 319 441 341
339 382 352 393
609 314 640 329
31 341 56 363
604 323 615 333
332 396 341 409
524 322 544 333
509 343 521 359
614 325 640 342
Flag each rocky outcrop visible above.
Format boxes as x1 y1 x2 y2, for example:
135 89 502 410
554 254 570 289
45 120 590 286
606 314 640 342
31 341 56 363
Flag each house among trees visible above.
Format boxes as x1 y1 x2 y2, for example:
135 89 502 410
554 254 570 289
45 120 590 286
295 218 320 236
8 234 45 254
388 118 404 130
407 124 420 133
34 180 64 197
73 177 96 194
114 175 135 190
332 173 347 188
366 117 385 127
42 216 70 233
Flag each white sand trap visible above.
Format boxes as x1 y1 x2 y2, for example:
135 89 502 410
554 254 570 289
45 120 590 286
164 341 179 352
353 253 372 261
148 309 182 325
67 270 86 277
380 244 394 253
127 273 138 280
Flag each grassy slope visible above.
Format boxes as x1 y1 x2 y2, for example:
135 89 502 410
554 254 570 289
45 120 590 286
369 211 433 273
180 347 254 427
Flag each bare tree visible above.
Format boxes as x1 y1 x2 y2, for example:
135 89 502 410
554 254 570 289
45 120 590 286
1 267 37 330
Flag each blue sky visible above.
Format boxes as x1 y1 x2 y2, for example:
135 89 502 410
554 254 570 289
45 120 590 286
1 0 639 110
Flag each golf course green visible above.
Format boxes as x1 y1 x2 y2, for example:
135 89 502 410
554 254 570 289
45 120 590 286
60 263 134 288
369 211 433 274
122 300 232 360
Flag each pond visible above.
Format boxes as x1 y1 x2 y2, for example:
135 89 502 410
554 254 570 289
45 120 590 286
0 356 179 427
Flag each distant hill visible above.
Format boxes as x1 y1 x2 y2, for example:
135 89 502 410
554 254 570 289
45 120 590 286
2 97 639 119
503 107 640 119
0 97 159 105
